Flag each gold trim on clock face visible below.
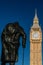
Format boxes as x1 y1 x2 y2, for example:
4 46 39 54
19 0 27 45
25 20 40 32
32 31 40 39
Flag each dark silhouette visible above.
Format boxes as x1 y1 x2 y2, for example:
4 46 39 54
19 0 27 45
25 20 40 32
1 22 26 65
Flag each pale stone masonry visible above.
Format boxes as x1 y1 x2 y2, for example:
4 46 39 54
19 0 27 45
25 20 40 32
30 10 42 65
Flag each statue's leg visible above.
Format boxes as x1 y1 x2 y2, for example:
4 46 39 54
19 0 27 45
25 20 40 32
9 50 16 65
1 51 6 65
1 61 6 65
15 48 18 62
10 62 15 65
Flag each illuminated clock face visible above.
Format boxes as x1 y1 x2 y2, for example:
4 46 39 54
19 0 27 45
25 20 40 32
32 32 40 39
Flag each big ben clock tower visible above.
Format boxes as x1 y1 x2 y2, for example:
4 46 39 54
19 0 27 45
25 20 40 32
30 10 42 65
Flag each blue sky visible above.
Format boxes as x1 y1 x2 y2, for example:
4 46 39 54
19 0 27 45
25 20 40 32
0 0 43 65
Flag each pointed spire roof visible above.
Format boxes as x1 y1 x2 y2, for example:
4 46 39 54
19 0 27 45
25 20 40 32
35 9 37 18
33 9 39 24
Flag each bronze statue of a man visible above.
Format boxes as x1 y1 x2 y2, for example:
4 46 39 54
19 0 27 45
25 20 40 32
1 22 26 65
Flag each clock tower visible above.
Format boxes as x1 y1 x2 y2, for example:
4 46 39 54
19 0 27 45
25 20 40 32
30 10 42 65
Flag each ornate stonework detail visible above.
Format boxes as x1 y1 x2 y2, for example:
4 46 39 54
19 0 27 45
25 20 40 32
30 10 42 65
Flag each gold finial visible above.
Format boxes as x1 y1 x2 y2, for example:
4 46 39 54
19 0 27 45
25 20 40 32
33 9 39 24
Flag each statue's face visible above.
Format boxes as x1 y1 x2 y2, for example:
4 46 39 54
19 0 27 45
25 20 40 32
8 25 15 33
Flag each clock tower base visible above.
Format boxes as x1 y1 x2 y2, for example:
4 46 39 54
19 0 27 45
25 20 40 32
30 42 42 65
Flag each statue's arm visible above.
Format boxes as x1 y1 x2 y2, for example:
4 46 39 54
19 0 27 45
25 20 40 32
19 27 26 48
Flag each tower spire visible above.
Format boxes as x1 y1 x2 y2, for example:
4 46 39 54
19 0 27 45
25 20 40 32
35 9 37 18
33 9 39 24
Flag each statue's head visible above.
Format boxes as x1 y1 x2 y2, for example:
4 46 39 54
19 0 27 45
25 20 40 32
6 22 19 33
